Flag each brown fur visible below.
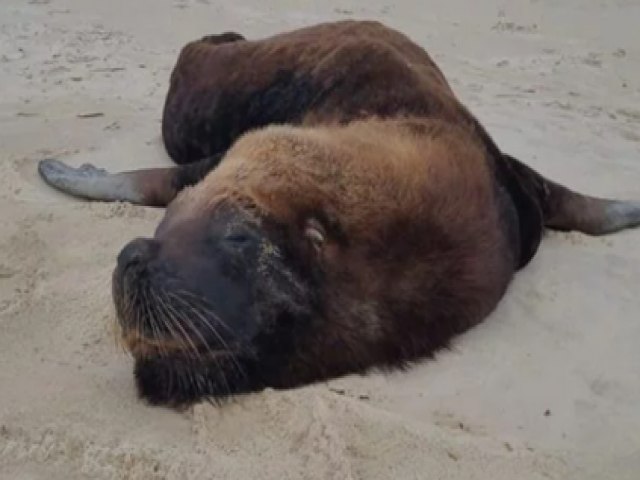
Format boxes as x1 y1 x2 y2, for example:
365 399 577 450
162 20 477 164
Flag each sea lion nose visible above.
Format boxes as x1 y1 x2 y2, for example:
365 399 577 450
117 237 158 269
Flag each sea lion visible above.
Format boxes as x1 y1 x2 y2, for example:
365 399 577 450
38 21 640 406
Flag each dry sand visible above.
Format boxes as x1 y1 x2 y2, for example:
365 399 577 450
1 1 639 478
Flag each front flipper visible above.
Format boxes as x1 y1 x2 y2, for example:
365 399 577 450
38 155 221 207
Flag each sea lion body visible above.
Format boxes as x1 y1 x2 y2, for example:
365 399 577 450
161 21 457 164
38 21 640 406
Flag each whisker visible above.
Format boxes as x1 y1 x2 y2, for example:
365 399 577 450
152 297 190 359
120 284 142 356
172 288 237 337
110 305 122 352
144 289 168 359
162 291 236 395
151 288 193 359
160 291 213 353
170 289 249 372
166 291 247 380
157 294 202 361
157 291 208 361
132 285 145 348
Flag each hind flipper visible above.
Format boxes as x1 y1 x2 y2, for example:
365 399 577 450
502 153 640 236
545 188 640 235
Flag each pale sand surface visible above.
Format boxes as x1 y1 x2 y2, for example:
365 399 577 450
1 1 639 478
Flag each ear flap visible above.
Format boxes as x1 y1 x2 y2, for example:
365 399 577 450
302 218 328 262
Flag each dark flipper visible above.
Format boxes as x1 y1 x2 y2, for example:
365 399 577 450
503 154 640 236
38 154 222 207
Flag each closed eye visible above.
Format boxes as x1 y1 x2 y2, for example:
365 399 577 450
224 233 252 245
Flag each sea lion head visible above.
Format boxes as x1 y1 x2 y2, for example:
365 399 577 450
112 193 326 405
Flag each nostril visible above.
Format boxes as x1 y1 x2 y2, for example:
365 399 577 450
117 237 158 269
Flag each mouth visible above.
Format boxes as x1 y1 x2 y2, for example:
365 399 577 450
119 329 235 361
116 314 237 362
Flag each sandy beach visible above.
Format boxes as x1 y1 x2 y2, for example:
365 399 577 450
1 0 639 478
